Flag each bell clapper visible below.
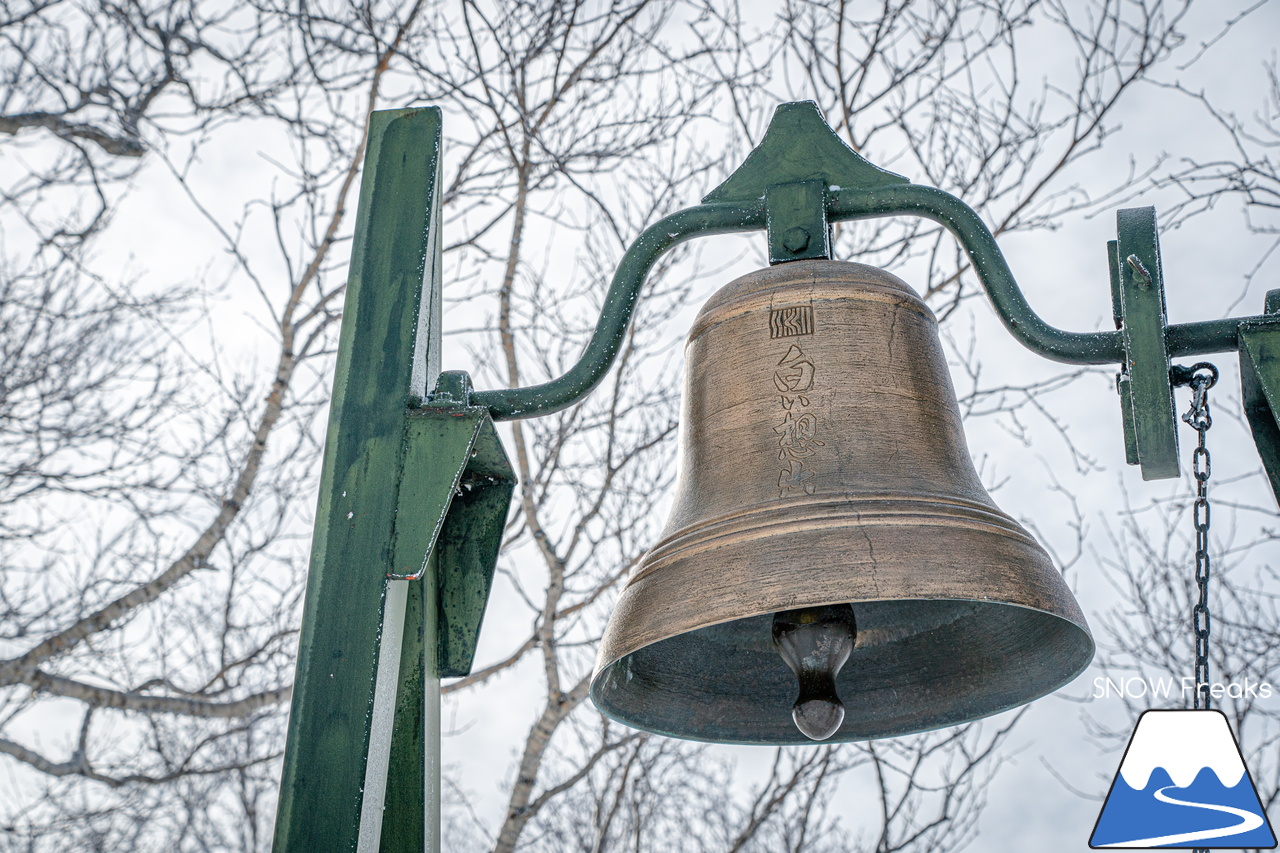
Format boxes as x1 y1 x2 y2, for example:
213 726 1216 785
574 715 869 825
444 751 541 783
771 604 857 741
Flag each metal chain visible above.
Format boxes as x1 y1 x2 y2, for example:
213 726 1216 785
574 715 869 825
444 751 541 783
1173 363 1219 713
1174 362 1217 853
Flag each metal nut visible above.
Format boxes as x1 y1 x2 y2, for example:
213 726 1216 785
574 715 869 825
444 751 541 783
783 227 810 253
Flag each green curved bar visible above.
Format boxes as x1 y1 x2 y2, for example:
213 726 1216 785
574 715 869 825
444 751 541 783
828 184 1125 365
471 201 764 420
473 183 1255 421
827 185 1254 363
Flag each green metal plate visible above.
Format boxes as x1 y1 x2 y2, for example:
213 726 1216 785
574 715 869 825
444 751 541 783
765 180 831 264
436 419 514 677
1239 318 1280 506
1116 207 1179 480
1109 239 1140 466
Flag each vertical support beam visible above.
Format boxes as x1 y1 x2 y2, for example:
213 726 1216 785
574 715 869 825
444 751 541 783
273 107 443 853
379 567 435 851
1239 290 1280 507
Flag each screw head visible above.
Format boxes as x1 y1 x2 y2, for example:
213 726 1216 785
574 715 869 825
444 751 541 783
782 227 810 253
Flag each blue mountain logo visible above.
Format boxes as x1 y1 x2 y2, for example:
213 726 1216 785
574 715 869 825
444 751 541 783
1091 709 1276 848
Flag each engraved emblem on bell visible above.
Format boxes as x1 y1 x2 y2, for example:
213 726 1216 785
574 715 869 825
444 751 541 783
589 260 1094 745
770 305 814 338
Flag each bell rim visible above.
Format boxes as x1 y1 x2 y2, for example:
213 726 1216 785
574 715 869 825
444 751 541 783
592 593 1094 683
593 505 1092 693
590 597 1095 745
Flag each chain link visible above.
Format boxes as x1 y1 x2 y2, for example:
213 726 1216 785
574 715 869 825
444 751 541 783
1175 362 1217 853
1177 364 1217 715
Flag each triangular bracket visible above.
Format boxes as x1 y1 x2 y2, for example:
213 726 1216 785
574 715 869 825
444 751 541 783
393 372 516 677
702 101 908 205
703 101 909 266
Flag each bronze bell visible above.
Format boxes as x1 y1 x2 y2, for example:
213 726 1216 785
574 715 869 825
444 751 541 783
590 260 1094 744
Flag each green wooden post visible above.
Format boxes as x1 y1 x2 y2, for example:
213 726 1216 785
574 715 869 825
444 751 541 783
273 108 444 853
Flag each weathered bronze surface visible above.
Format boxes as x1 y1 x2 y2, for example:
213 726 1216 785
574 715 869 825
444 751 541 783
590 260 1094 744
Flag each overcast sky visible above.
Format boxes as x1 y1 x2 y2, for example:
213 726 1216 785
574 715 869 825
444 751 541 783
6 1 1280 850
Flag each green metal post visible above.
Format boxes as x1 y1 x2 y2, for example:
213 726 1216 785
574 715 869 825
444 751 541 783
273 107 444 853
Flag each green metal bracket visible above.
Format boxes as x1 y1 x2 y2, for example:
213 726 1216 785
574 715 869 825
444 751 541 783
376 382 515 852
1108 240 1141 467
1239 291 1280 504
706 100 905 265
1114 207 1179 480
399 373 516 676
435 425 514 676
765 181 831 263
471 100 1139 421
